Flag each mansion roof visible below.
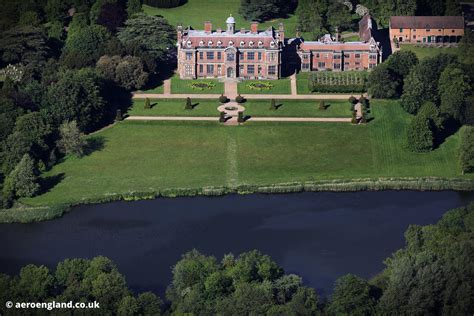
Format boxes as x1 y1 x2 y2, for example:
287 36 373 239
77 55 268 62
299 37 380 53
390 16 465 29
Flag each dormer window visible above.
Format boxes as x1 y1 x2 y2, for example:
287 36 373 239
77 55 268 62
270 41 275 48
229 40 234 46
186 41 192 48
199 40 204 46
258 41 263 47
208 40 213 46
249 41 254 47
240 41 245 47
217 40 222 46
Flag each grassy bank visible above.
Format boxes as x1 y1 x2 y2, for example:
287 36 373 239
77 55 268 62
1 100 472 223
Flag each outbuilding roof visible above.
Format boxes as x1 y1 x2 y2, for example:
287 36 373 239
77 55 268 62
389 16 465 29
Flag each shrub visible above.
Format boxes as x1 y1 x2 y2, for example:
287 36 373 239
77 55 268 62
219 111 226 123
349 96 357 104
351 111 357 124
190 81 215 91
238 111 244 123
319 100 326 111
185 97 192 110
115 109 122 121
270 99 277 110
57 121 87 158
219 94 228 103
460 126 474 174
406 114 434 152
144 98 151 109
235 94 245 103
248 81 274 91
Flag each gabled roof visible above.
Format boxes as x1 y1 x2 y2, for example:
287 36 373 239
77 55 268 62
359 14 374 43
299 37 380 53
390 16 465 29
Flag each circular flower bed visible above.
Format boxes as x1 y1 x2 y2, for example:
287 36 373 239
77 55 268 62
190 81 216 90
247 81 274 91
225 106 238 111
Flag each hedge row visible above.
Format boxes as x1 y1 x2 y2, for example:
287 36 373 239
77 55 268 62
2 177 473 223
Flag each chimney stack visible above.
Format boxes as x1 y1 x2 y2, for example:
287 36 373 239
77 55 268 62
240 27 246 34
204 21 212 34
177 24 183 42
251 22 258 34
217 28 222 33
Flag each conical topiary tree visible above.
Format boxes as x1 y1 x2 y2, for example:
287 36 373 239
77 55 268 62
270 99 277 110
185 97 192 110
319 100 326 111
115 109 122 121
144 98 151 109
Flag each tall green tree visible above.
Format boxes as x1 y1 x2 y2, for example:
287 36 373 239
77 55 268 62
327 274 377 316
57 120 87 158
405 114 434 152
117 13 175 65
459 126 474 174
239 0 295 22
296 0 328 40
367 63 401 98
127 0 143 17
438 65 471 123
4 154 40 198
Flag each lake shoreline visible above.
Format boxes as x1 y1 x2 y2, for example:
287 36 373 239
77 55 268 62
1 177 473 224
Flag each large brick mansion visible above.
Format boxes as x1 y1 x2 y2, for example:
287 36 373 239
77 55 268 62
176 14 383 79
177 15 284 80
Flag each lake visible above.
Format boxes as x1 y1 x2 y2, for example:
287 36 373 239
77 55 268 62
1 191 473 297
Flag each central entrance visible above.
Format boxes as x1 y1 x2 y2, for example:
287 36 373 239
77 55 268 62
227 67 234 78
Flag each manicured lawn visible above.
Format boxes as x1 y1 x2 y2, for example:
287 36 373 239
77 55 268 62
238 80 291 95
129 99 220 116
296 72 312 94
170 76 224 94
136 84 164 94
22 100 471 207
243 99 350 117
143 0 303 38
400 45 459 60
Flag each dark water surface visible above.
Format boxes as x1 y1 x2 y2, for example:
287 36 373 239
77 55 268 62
1 191 473 297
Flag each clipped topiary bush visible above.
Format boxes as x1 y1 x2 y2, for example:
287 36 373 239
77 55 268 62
185 97 192 110
236 94 245 103
144 98 151 109
219 94 228 103
270 99 277 110
219 111 226 123
319 100 326 111
238 111 244 123
115 109 122 121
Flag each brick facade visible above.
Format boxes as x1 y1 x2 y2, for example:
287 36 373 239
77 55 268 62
389 16 465 43
297 14 382 72
177 15 283 80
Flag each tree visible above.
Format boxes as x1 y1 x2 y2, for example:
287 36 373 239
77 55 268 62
5 154 40 198
117 14 176 64
0 26 49 70
367 63 401 98
96 55 149 90
97 2 127 33
400 54 457 114
185 97 192 109
43 68 107 132
319 100 325 110
127 0 143 17
239 0 295 22
326 1 352 32
137 292 162 315
296 0 328 40
386 50 419 78
445 0 461 15
327 274 377 316
62 25 112 68
118 296 139 316
270 98 277 110
417 101 443 130
16 265 54 301
57 121 87 158
459 126 474 174
144 98 151 109
458 29 474 65
362 0 416 28
438 65 471 123
406 114 434 152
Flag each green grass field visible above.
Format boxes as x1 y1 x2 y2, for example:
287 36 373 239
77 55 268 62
400 45 459 60
143 0 302 38
170 76 224 94
238 80 291 95
243 100 350 117
296 73 312 94
129 99 220 116
21 100 471 208
136 84 164 94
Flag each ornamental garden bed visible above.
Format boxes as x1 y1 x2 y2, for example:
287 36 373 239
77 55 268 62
238 79 291 94
171 77 224 94
308 71 367 93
